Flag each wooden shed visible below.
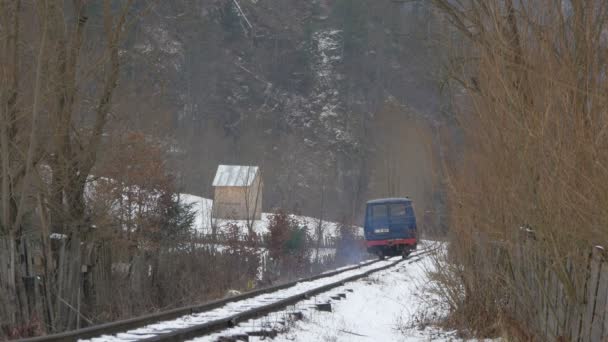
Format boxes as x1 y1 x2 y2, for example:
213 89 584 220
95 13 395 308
212 165 263 220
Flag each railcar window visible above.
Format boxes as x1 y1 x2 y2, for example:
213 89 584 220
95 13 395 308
371 204 388 218
389 203 406 217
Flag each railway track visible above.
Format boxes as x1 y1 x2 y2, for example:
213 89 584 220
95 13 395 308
21 245 436 342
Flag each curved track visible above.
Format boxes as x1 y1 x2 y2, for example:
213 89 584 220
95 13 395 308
20 246 434 342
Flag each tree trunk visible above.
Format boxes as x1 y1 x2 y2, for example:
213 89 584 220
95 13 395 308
0 236 17 327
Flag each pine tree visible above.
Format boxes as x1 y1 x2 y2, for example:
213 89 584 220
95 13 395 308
156 193 196 249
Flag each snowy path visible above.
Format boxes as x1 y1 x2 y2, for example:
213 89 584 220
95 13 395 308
272 250 458 341
190 242 478 342
75 242 464 342
80 258 401 342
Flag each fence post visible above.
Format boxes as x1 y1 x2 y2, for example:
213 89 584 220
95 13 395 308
547 269 559 339
581 246 604 342
526 231 544 334
556 262 567 339
565 257 578 342
590 246 607 342
604 274 608 342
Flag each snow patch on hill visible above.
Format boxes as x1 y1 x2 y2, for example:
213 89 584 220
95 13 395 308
180 193 363 242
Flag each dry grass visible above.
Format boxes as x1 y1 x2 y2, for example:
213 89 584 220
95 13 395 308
430 0 608 339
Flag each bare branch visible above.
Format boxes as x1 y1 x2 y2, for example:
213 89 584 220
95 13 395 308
13 0 49 232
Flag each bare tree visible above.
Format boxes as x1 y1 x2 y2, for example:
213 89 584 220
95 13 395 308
43 1 134 331
0 0 137 335
313 170 328 264
368 100 437 225
0 0 33 331
430 0 608 337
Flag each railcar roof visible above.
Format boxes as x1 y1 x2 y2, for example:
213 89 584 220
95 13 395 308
366 197 411 204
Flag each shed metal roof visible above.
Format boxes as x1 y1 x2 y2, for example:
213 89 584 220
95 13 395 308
212 165 259 187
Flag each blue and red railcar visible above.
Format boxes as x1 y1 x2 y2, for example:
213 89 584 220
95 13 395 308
364 198 417 259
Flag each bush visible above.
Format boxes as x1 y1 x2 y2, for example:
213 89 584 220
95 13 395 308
266 209 311 280
154 193 197 249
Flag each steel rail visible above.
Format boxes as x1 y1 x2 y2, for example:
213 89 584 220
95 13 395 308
18 259 379 342
20 245 435 342
143 257 408 342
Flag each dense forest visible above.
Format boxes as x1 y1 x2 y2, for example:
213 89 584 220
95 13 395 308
111 0 452 226
6 0 603 340
0 0 453 338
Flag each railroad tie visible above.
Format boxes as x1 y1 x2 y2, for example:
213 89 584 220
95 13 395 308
246 329 278 338
288 311 304 320
217 333 249 342
315 303 332 312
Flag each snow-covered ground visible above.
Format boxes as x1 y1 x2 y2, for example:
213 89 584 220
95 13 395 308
82 259 397 342
273 247 457 341
180 193 363 244
186 242 496 342
180 193 363 270
82 242 496 342
179 193 214 231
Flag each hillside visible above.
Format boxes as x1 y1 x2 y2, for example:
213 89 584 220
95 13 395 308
110 0 450 225
2 1 607 340
0 1 454 339
180 193 364 242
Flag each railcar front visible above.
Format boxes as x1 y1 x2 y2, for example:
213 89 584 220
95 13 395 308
364 198 417 259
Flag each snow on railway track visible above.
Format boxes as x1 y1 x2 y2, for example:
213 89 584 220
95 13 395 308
21 244 436 342
83 258 404 342
111 247 432 341
190 245 441 342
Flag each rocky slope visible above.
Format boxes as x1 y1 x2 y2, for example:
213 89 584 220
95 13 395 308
112 0 448 224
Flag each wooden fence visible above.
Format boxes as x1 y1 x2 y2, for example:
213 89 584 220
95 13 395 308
192 231 340 249
509 232 607 341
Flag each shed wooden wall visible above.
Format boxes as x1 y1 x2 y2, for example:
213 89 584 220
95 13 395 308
213 173 262 220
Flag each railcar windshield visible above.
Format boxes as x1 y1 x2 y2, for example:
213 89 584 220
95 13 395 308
389 203 406 217
367 202 413 222
370 204 388 219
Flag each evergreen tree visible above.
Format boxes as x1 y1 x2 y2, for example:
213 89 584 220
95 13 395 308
156 193 196 249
